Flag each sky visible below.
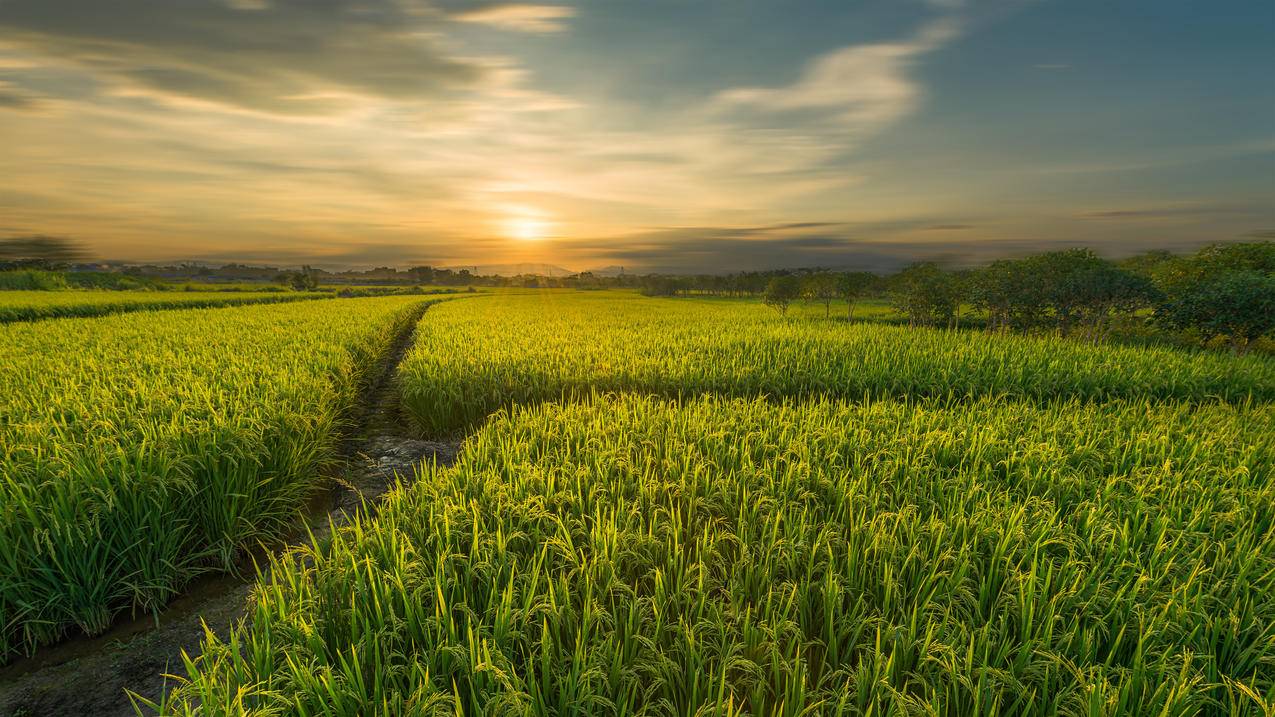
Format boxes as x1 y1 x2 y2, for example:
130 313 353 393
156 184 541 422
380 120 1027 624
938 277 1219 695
0 0 1272 273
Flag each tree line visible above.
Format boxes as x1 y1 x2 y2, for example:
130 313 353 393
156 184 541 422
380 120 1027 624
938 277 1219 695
5 235 1272 350
751 242 1273 352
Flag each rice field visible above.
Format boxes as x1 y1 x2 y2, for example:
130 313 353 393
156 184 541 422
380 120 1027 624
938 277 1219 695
6 289 1274 714
0 296 429 660
156 394 1275 715
398 292 1275 433
0 289 329 323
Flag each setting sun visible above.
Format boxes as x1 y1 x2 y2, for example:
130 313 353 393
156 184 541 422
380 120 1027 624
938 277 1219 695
502 212 550 242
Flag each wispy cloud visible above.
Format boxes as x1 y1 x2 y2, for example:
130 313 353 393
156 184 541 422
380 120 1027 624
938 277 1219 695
454 4 575 33
0 80 40 111
542 224 1233 275
0 0 493 114
1080 205 1246 220
1025 139 1275 176
716 19 960 134
0 0 978 263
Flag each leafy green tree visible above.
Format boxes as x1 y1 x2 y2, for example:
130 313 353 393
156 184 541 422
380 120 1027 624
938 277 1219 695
837 271 878 321
763 275 801 316
1026 250 1101 334
801 272 840 317
1070 262 1159 339
1188 240 1275 275
1156 271 1275 352
1022 249 1156 337
276 265 318 291
1151 241 1275 292
407 265 437 284
1119 250 1177 281
640 276 682 296
888 262 959 327
969 259 1042 332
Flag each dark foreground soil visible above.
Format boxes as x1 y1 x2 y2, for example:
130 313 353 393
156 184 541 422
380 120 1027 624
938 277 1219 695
0 305 458 717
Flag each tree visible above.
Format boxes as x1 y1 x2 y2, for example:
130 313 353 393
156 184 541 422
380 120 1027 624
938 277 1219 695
801 272 840 317
837 272 878 321
763 275 801 316
1149 241 1275 293
641 276 682 296
969 259 1041 332
1156 271 1275 352
888 262 959 327
1072 263 1159 340
407 265 437 284
276 265 318 291
1022 249 1155 336
1119 250 1177 281
1025 250 1099 334
963 250 1160 337
1187 240 1275 276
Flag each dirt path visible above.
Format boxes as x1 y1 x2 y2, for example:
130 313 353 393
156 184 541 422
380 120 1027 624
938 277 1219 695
0 303 458 717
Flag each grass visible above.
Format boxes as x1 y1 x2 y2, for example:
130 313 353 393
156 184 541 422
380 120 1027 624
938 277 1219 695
398 291 1275 433
0 289 329 323
151 393 1275 715
0 295 431 661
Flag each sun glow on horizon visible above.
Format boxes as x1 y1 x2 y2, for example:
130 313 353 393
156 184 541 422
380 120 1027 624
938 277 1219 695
501 208 552 242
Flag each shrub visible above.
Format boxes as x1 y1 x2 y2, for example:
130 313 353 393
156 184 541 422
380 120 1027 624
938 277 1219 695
0 269 70 291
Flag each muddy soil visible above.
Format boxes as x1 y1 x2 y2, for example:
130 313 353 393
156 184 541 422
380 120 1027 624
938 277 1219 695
0 305 458 717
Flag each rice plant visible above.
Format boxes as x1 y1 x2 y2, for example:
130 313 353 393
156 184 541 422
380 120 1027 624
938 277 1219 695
154 394 1275 715
0 289 329 323
0 296 430 660
398 292 1275 433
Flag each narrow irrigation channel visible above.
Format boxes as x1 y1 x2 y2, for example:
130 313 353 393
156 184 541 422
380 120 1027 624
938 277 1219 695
0 302 459 717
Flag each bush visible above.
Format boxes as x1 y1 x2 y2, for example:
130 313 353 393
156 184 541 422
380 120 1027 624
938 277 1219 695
0 270 70 291
65 272 163 291
1157 271 1275 352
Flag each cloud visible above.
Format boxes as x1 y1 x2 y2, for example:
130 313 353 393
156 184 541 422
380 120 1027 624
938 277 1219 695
549 225 1241 275
0 1 970 235
716 19 960 134
1026 139 1275 176
0 0 491 114
180 241 480 269
454 4 574 33
1080 205 1244 220
0 80 39 110
7 0 1123 273
546 223 928 273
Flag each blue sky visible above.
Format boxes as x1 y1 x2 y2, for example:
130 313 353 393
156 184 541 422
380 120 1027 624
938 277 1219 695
0 0 1271 271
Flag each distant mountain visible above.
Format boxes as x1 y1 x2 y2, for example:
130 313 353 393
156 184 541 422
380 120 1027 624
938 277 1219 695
445 262 575 277
584 265 630 277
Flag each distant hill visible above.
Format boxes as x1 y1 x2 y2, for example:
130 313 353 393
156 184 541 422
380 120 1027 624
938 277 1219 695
446 262 575 277
585 265 630 277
